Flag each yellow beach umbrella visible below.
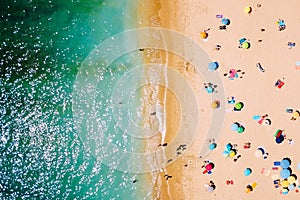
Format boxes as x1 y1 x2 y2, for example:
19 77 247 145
292 111 300 119
244 6 252 13
242 42 250 49
211 101 220 109
229 150 236 158
288 176 296 184
200 32 208 39
245 187 251 193
282 180 289 188
252 182 257 189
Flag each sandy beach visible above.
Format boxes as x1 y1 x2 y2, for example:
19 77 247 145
137 0 300 199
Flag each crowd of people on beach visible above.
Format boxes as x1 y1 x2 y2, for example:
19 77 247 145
199 3 299 197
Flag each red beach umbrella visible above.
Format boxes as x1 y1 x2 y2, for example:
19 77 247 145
205 163 214 171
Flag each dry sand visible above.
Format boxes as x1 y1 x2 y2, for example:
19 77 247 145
138 0 300 199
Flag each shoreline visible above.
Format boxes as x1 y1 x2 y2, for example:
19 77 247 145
137 0 185 199
136 1 210 199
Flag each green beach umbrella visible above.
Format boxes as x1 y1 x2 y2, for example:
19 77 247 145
237 126 245 133
234 102 244 111
242 41 250 49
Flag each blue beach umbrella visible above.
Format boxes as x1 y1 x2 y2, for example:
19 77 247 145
282 189 289 195
206 86 214 93
208 62 219 70
281 158 291 169
231 123 239 131
225 143 233 151
279 20 285 26
276 135 284 144
280 169 291 179
244 168 252 176
221 18 230 25
223 150 230 157
209 143 217 150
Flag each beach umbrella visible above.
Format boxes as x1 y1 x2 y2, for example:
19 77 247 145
274 130 283 138
207 185 215 192
291 174 297 180
200 32 208 39
211 101 220 109
244 168 252 176
288 175 297 184
229 149 237 158
209 143 217 150
205 164 213 171
288 184 295 191
231 123 239 131
208 62 219 70
244 6 252 13
298 162 300 170
278 20 285 26
263 118 271 125
280 169 291 179
237 126 245 133
223 150 230 157
227 97 235 104
255 147 265 158
276 135 284 144
205 163 215 171
245 185 253 193
282 180 289 188
206 86 214 93
281 158 291 169
229 69 237 77
221 18 230 25
292 111 300 119
234 102 244 111
282 188 289 195
226 143 233 151
242 41 250 49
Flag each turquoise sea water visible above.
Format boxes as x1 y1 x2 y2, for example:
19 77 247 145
0 0 150 199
